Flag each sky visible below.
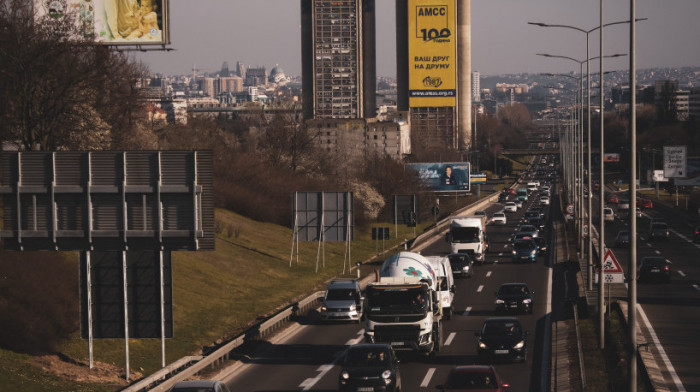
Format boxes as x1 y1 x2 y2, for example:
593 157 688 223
135 0 700 78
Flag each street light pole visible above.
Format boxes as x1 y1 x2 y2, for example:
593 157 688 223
598 0 606 350
629 0 638 388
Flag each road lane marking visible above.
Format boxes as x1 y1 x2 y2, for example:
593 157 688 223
477 285 484 293
677 270 686 277
463 306 472 316
693 285 700 291
654 250 661 255
299 356 341 390
345 329 365 345
636 304 687 391
486 271 492 278
493 259 499 264
670 228 700 249
646 243 652 247
420 368 436 387
444 332 456 346
498 252 503 257
503 244 509 249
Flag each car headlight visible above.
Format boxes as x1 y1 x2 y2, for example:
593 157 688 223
349 304 356 311
531 250 537 255
512 250 517 255
513 340 525 349
523 298 531 304
341 371 350 380
495 299 504 304
479 341 488 349
462 266 469 271
321 306 327 312
382 370 392 379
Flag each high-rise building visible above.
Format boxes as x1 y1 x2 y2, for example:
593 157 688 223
472 71 480 103
396 0 471 156
245 67 267 86
301 0 376 119
220 61 231 77
235 61 246 78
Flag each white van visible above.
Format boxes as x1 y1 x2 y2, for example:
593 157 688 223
527 182 538 192
425 256 456 320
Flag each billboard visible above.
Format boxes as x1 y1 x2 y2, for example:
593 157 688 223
663 145 686 178
674 157 700 186
603 153 620 163
407 162 470 192
408 0 457 107
34 0 170 45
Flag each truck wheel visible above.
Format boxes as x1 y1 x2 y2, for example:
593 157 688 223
433 322 443 352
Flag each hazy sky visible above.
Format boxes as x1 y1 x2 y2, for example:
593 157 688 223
136 0 700 78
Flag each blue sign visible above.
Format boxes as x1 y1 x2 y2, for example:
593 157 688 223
407 162 471 192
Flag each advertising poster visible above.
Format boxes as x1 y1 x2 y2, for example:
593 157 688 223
603 153 620 163
674 157 700 186
34 0 170 45
408 0 457 107
663 145 686 178
407 162 470 192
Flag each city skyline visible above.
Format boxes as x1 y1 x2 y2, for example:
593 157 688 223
135 0 700 78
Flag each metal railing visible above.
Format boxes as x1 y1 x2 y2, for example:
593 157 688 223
572 300 587 391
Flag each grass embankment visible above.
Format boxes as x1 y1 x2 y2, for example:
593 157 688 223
0 206 449 391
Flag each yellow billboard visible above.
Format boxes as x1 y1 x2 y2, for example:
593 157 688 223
408 0 457 107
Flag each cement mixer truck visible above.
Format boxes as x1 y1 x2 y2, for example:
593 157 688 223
363 252 444 356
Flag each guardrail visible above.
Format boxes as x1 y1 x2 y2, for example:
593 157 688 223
572 300 587 391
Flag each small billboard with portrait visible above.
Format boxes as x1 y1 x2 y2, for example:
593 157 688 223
407 162 470 192
34 0 170 45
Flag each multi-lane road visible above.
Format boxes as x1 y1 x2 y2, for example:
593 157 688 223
218 186 557 392
600 194 700 392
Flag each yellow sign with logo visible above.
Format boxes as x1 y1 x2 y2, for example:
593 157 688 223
408 0 457 107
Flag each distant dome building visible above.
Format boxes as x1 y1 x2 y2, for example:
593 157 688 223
269 64 290 85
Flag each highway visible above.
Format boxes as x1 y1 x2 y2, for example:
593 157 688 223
219 184 556 392
600 194 700 392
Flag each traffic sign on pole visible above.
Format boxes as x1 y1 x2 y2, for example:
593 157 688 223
603 249 623 273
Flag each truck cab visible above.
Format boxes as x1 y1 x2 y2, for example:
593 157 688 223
425 256 456 320
446 218 486 263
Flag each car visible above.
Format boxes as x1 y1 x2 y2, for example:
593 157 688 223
525 217 546 232
514 199 524 209
648 222 670 241
504 202 517 213
637 197 653 209
523 210 540 220
511 239 538 263
636 207 643 218
539 196 550 205
491 212 507 225
694 225 700 243
517 224 539 238
648 218 667 231
637 257 671 283
533 236 548 255
498 193 509 203
494 283 534 314
606 193 619 204
448 253 474 278
319 279 363 323
618 198 630 212
438 365 510 392
338 344 401 392
529 206 545 219
475 317 528 362
169 380 230 392
614 230 630 248
474 210 487 218
603 207 615 223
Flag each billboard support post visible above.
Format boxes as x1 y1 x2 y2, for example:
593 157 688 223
159 249 166 368
122 250 130 382
86 251 94 369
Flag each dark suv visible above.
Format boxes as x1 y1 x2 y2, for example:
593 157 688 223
494 283 534 314
339 344 401 392
648 222 670 241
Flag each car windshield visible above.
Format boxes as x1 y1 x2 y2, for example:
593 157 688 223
448 254 471 266
498 285 529 295
451 227 480 243
446 371 499 389
344 348 389 367
170 387 216 392
617 231 629 239
326 288 358 301
642 258 667 267
494 213 505 218
519 225 536 232
651 223 667 230
366 287 429 314
482 320 522 336
514 241 535 250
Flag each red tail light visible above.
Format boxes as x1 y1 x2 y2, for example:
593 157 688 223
664 266 670 271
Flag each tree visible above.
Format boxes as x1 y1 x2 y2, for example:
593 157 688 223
0 1 143 151
258 111 318 173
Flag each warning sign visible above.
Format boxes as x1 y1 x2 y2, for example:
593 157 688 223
603 249 623 273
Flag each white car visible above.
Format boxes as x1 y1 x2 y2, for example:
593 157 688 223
491 212 507 225
504 202 517 213
539 196 550 205
604 207 615 223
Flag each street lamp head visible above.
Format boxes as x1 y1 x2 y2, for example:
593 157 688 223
528 22 548 27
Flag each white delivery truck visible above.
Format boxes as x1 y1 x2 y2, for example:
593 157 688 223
424 256 456 320
446 217 487 263
364 252 444 356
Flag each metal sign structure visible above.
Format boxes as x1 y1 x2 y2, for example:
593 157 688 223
663 145 687 178
603 249 625 283
290 192 354 272
0 151 214 251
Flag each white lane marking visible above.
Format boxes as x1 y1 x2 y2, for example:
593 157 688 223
693 285 700 291
493 259 499 264
670 228 700 249
498 252 504 257
477 285 484 293
646 243 652 247
444 332 456 346
463 306 472 316
486 271 492 278
677 270 686 277
636 304 687 391
503 244 509 249
299 354 342 390
654 250 661 255
345 329 365 345
421 368 436 387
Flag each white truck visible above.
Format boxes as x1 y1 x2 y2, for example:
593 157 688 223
364 252 444 356
424 256 456 320
446 217 487 263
